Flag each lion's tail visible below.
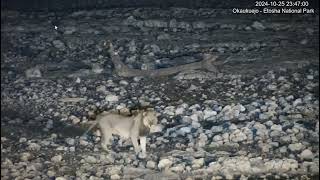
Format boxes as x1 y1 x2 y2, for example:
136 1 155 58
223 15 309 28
81 121 98 138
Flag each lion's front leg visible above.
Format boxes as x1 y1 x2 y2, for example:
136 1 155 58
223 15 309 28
130 136 141 155
139 136 147 159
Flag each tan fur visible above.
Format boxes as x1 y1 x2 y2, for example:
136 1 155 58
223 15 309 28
82 108 158 158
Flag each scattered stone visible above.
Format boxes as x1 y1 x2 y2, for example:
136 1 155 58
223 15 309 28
25 67 42 78
158 159 173 170
178 127 191 135
252 21 266 30
197 133 208 148
47 170 56 177
267 84 277 91
69 115 81 124
203 109 217 120
96 85 107 93
171 164 185 173
157 33 170 40
20 152 32 161
27 142 41 151
119 80 129 86
307 75 314 80
55 177 67 180
230 130 247 142
19 137 27 143
300 149 314 160
150 124 164 133
65 138 75 146
288 143 304 152
51 155 63 163
146 160 156 169
105 94 119 102
110 174 121 180
52 40 66 50
92 63 104 74
64 26 77 34
293 98 302 107
175 107 185 115
271 124 282 131
192 158 204 169
86 156 97 163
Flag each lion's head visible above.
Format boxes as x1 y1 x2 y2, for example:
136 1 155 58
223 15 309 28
141 109 158 129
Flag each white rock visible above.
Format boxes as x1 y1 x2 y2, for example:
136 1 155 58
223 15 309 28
146 161 156 169
230 130 247 143
178 127 192 135
265 159 298 172
212 135 223 142
133 76 143 82
306 75 314 80
211 126 223 133
150 124 164 133
170 164 185 173
197 133 208 148
181 116 192 123
158 159 173 170
25 67 42 78
56 177 67 180
19 137 27 143
187 84 198 91
119 80 129 86
267 84 277 91
300 149 314 160
252 21 266 30
265 120 274 127
65 138 75 145
69 147 75 152
96 85 107 93
191 121 201 129
75 77 81 83
271 124 282 131
108 166 122 175
192 158 204 169
203 109 217 120
164 106 175 116
20 152 32 161
175 107 185 115
293 98 302 107
51 155 63 163
229 124 238 130
27 142 41 151
190 114 199 121
110 174 121 180
288 143 304 152
105 94 119 102
47 170 56 177
86 156 97 163
236 104 246 112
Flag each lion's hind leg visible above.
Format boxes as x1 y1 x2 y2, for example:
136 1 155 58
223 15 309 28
101 129 112 152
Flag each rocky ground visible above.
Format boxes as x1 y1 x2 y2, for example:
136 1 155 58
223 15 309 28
1 8 319 180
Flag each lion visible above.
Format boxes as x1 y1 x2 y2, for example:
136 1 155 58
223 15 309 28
82 108 158 158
